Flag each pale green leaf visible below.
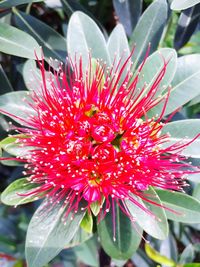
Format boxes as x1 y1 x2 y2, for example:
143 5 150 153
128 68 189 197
1 178 40 206
0 91 36 124
0 22 40 59
156 189 200 223
171 0 200 10
130 0 167 69
26 200 85 267
125 187 168 240
67 11 110 71
161 119 200 158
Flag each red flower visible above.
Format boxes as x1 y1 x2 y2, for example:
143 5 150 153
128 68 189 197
1 50 199 221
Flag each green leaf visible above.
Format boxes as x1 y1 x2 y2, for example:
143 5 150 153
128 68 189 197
0 0 42 8
22 60 40 91
13 10 66 62
80 211 93 233
0 22 40 59
160 234 178 263
155 189 200 223
150 54 200 117
26 200 85 267
74 236 99 267
67 11 110 71
179 244 195 264
107 23 130 66
0 91 36 124
145 243 176 267
125 187 168 240
183 264 200 267
0 64 13 95
130 0 168 69
0 135 31 157
97 204 142 260
1 178 40 206
161 119 200 158
171 0 200 10
90 200 102 216
193 184 200 200
65 227 93 249
135 48 177 103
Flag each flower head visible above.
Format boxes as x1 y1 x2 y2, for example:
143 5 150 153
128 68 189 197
1 50 199 222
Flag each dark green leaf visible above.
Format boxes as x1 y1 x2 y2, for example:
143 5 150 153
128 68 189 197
174 4 200 50
156 189 200 223
1 178 40 206
97 204 142 260
26 200 85 267
0 22 40 59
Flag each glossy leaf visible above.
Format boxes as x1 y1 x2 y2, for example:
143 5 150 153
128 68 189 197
145 243 176 267
150 54 200 117
155 189 200 223
67 11 110 71
0 64 13 95
13 10 66 62
97 204 142 260
174 4 200 50
0 22 40 59
0 91 36 124
161 119 200 157
125 187 168 240
130 0 168 69
0 0 42 8
1 178 40 206
171 0 200 10
26 200 85 267
112 0 142 36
